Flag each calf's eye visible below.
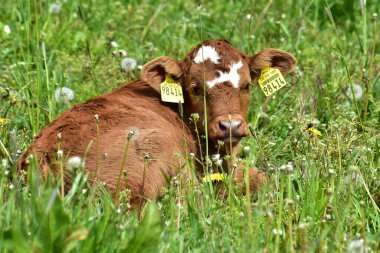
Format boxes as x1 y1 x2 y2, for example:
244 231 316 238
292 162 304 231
191 85 200 95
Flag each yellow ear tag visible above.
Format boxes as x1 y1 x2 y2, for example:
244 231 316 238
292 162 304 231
160 75 184 103
258 66 287 96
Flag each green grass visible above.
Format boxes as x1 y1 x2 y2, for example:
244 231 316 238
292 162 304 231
0 0 379 252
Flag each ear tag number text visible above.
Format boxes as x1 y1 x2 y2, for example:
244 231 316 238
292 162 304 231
160 75 184 103
258 67 287 96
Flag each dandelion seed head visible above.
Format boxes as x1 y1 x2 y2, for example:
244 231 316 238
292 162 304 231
126 127 139 141
67 156 82 170
345 84 363 100
55 87 75 103
50 2 62 14
347 239 368 253
120 57 137 72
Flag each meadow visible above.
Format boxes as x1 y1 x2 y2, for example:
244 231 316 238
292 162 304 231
0 0 379 252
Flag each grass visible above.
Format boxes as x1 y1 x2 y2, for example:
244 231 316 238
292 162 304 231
0 0 379 252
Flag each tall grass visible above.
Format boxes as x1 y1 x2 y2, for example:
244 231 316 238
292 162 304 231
0 0 379 252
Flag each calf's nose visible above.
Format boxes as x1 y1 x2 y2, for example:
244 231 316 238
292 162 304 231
218 120 243 134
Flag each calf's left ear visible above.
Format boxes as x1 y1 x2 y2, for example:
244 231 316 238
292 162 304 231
249 48 296 80
141 57 182 93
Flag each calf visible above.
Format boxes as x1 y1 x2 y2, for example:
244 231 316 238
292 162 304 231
19 39 296 203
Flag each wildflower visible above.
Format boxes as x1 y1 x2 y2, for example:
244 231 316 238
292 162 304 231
286 163 293 172
50 2 62 14
82 189 87 194
345 84 363 100
246 14 252 19
191 113 200 121
328 168 335 175
94 114 99 122
189 153 195 159
126 127 139 141
57 150 63 158
0 118 10 126
67 156 82 170
202 173 226 183
2 159 8 168
120 57 137 72
110 41 118 48
373 13 378 18
55 87 75 103
272 228 283 235
243 146 250 154
8 183 14 190
3 25 11 34
347 239 368 253
211 154 220 162
306 126 322 137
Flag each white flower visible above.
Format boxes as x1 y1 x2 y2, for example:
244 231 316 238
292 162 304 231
55 87 75 102
67 156 82 170
110 41 118 48
246 14 252 19
120 57 137 72
347 239 368 253
3 25 11 34
243 146 250 154
50 2 62 14
345 84 363 100
272 228 283 235
57 150 63 158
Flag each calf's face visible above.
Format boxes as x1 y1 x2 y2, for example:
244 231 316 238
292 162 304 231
142 40 296 146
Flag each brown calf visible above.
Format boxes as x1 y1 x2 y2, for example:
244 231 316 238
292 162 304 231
19 39 296 203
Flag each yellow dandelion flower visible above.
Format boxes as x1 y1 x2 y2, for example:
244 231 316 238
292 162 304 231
202 173 226 183
0 118 10 126
307 126 322 137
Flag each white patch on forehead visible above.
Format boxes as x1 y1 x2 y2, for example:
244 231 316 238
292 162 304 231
207 61 243 88
194 46 220 64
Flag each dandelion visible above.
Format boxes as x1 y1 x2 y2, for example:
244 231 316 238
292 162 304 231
306 126 322 137
202 173 226 183
286 163 294 172
55 87 75 103
347 239 368 253
67 156 82 171
110 41 118 48
3 25 11 34
50 2 62 14
345 84 363 100
120 57 137 72
0 118 10 126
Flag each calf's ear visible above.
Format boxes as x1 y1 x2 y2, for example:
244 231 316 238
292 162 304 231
141 57 182 93
249 48 296 80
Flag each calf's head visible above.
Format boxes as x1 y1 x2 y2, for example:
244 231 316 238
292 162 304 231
142 39 296 146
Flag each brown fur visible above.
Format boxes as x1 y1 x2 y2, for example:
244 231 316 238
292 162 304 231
19 39 296 202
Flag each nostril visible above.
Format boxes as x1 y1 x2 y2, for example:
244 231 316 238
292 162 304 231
219 121 227 132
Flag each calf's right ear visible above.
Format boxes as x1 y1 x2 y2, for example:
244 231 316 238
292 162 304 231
141 57 182 93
